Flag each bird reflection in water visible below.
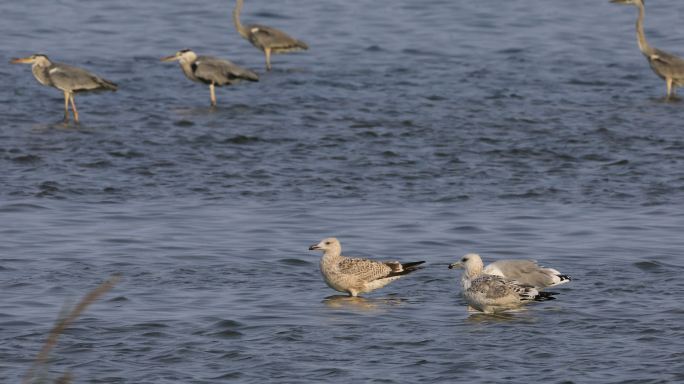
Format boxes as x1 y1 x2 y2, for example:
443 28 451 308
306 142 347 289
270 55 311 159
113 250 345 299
465 308 534 324
323 295 406 312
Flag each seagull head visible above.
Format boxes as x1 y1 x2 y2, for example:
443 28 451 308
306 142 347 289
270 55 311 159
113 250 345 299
448 253 484 274
309 237 341 254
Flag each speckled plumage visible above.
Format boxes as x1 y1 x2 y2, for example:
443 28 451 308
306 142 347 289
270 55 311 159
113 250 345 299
309 237 424 297
449 253 557 313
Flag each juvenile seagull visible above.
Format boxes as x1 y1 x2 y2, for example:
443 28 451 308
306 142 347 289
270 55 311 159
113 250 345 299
448 253 571 290
611 0 684 99
10 54 117 123
448 254 556 314
309 237 425 297
161 49 258 107
232 0 309 71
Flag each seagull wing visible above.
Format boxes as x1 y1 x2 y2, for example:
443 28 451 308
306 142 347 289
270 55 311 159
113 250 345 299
337 257 394 282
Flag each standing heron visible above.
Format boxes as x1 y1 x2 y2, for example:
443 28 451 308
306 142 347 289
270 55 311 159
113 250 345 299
232 0 308 71
10 54 117 123
161 49 258 107
612 0 684 99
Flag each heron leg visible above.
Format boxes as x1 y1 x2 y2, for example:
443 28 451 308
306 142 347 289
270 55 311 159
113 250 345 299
666 78 673 100
69 93 80 123
264 48 272 71
210 83 217 107
63 91 70 122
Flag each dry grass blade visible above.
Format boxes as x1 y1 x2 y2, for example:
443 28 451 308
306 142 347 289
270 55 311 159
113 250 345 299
22 274 121 384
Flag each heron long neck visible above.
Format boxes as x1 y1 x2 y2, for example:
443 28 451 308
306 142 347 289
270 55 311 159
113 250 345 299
635 2 654 56
31 61 53 87
178 60 199 83
233 0 250 38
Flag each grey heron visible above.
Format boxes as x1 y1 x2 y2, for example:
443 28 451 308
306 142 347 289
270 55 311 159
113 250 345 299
232 0 308 71
10 54 117 123
161 49 258 107
612 0 684 99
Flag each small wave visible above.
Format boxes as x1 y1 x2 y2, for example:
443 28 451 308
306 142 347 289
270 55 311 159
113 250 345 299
223 135 262 145
633 260 664 273
0 203 48 213
11 154 42 164
278 258 311 266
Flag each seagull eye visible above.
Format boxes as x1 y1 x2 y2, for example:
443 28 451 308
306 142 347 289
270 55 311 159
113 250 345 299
325 242 330 245
462 257 468 262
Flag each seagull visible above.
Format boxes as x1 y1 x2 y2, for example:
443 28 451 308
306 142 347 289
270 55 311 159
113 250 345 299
309 237 424 297
10 54 117 123
161 49 258 107
449 253 571 290
448 253 557 314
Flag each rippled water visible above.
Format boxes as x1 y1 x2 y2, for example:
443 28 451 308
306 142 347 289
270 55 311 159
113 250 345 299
2 0 684 382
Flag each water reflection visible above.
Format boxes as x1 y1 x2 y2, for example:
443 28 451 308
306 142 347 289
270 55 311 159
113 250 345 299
322 295 406 312
465 308 534 324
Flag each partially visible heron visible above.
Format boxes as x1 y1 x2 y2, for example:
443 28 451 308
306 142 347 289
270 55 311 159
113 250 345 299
611 0 684 99
161 49 259 107
232 0 308 71
10 54 117 123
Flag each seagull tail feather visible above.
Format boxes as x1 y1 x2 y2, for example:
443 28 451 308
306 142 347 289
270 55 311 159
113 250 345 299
385 261 425 278
533 291 558 302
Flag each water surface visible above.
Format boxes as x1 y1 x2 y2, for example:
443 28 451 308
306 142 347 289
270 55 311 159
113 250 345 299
1 0 684 383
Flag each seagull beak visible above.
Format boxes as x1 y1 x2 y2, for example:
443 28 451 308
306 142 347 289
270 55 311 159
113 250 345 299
10 57 33 64
160 55 179 62
309 244 321 251
448 261 462 270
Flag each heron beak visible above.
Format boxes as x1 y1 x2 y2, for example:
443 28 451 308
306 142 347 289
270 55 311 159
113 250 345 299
448 261 462 270
160 55 179 62
309 244 321 251
10 57 33 64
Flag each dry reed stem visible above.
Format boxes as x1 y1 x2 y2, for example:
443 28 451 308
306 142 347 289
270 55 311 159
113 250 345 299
22 274 121 384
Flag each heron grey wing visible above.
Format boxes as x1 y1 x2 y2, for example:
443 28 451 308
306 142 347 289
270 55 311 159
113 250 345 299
649 49 684 77
337 258 393 282
49 64 116 92
192 58 227 85
215 60 258 82
194 57 257 85
249 24 308 51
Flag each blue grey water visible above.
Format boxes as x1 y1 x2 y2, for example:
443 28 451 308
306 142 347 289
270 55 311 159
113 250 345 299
1 0 684 382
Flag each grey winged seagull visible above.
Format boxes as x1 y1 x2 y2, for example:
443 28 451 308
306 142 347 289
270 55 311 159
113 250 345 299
448 254 563 314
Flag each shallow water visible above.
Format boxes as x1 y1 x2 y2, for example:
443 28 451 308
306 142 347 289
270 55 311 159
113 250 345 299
1 0 684 383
